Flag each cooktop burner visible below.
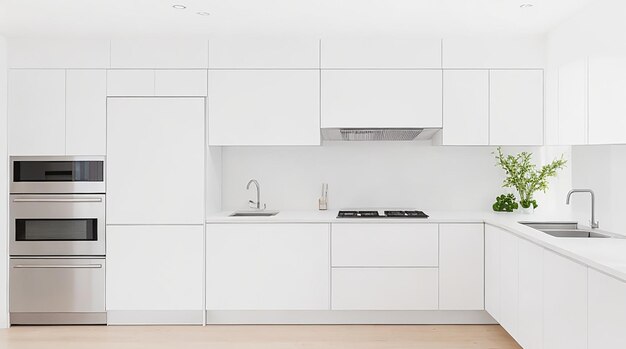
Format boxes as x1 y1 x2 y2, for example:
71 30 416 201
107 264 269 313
337 210 429 218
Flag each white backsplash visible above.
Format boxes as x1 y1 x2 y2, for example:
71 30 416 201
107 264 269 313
219 142 573 214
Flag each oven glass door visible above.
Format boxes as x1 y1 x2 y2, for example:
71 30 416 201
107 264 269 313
10 194 106 256
10 156 105 194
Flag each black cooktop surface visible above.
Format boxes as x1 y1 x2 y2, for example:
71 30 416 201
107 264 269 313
337 210 429 218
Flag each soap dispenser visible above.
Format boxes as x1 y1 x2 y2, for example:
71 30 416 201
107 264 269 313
318 183 328 211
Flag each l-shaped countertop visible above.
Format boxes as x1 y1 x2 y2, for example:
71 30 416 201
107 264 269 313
206 210 626 283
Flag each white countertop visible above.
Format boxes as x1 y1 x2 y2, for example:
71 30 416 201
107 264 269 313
206 210 626 283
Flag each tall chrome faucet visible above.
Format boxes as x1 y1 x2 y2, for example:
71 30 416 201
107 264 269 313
246 179 265 210
566 189 599 229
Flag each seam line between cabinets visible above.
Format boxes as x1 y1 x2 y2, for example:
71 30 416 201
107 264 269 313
487 70 491 145
437 224 440 310
202 96 207 326
586 58 590 144
64 69 67 155
331 266 439 269
328 223 332 311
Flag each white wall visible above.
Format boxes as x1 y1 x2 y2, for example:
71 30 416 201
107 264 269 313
0 35 8 328
221 143 572 214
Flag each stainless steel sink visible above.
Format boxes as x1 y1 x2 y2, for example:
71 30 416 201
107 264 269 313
230 210 280 217
520 222 623 239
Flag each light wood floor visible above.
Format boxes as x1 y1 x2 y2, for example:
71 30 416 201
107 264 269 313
0 325 521 349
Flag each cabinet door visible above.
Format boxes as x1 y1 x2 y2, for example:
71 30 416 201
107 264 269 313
110 39 208 69
499 230 519 340
107 98 204 224
439 224 484 310
558 59 588 145
490 70 544 145
485 225 502 322
518 238 544 349
107 70 154 96
208 70 320 146
332 223 438 267
441 70 489 145
206 224 330 310
154 70 208 96
543 251 587 349
8 69 65 155
209 39 319 68
66 70 106 155
321 39 441 68
588 269 626 349
321 70 442 128
588 56 626 144
106 225 204 312
332 268 438 310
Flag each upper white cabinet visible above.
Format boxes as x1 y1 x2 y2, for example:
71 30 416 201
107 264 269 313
8 69 66 155
443 37 545 69
206 224 330 310
66 70 107 155
209 39 319 69
543 251 587 349
321 69 443 128
588 55 626 144
107 70 208 97
106 225 204 322
438 70 489 145
490 70 544 145
8 39 110 68
438 224 484 310
321 39 441 68
106 98 205 225
208 70 320 146
110 39 209 68
558 59 588 145
588 269 626 349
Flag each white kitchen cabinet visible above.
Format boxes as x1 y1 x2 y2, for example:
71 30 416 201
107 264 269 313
442 37 545 69
543 250 587 349
438 224 484 310
209 39 319 68
106 98 204 224
517 238 544 349
558 59 588 145
321 39 441 68
154 70 208 96
8 39 111 69
332 268 438 310
490 70 544 145
106 225 204 315
107 70 154 96
484 225 502 322
8 69 66 155
499 230 519 341
205 224 330 310
321 70 443 128
110 39 209 68
588 55 626 144
438 70 489 145
208 70 320 146
65 70 106 155
331 223 438 267
588 269 626 349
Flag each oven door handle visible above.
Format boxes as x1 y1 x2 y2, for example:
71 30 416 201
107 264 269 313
12 198 103 203
13 264 103 269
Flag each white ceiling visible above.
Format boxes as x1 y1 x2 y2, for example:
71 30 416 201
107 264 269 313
0 0 591 38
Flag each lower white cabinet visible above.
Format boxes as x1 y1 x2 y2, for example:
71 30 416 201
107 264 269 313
205 224 330 310
499 230 520 341
438 224 484 310
106 226 204 315
588 269 626 349
332 268 438 310
485 225 502 322
543 250 588 349
517 238 544 349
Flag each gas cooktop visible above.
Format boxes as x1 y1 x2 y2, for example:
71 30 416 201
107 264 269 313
336 210 429 218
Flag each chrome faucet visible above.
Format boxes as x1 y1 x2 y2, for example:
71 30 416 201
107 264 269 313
566 189 599 229
246 179 265 210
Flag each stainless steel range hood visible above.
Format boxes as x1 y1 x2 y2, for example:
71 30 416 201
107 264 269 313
321 128 440 141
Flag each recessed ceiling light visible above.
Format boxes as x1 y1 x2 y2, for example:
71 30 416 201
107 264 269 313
519 3 534 8
172 4 186 9
197 12 210 16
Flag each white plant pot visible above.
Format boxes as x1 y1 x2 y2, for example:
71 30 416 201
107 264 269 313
520 206 535 214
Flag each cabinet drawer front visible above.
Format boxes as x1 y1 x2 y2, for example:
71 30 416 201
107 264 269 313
155 70 208 96
107 70 154 96
332 223 438 267
332 268 438 310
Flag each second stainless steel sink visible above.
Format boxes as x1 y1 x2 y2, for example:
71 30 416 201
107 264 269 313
520 222 622 239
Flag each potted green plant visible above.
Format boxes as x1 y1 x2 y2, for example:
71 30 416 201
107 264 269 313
494 147 567 213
